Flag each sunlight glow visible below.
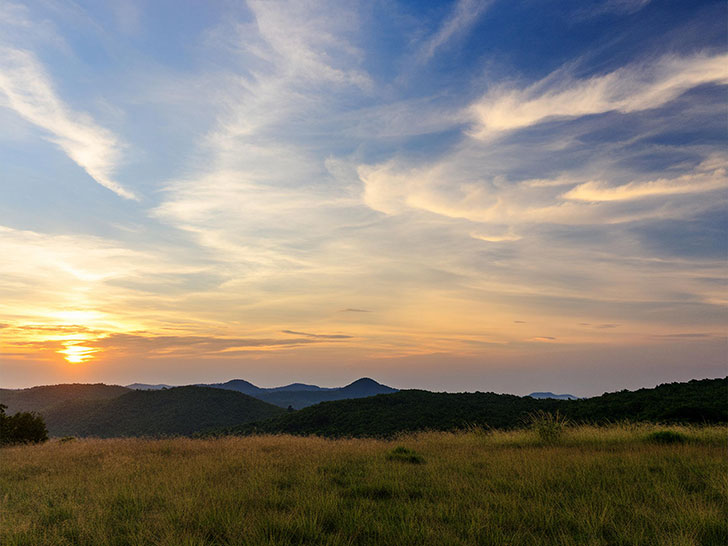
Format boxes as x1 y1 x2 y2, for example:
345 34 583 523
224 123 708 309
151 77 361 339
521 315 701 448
59 342 97 364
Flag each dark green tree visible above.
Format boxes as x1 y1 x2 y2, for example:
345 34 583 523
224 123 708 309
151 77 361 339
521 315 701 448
0 404 48 445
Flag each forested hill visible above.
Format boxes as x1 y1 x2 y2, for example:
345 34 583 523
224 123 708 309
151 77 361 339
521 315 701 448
220 377 728 438
42 386 285 437
0 384 131 414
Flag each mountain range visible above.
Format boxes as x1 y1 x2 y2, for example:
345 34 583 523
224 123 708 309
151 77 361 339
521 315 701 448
1 377 724 439
126 377 398 409
0 377 398 437
222 378 728 437
528 392 579 400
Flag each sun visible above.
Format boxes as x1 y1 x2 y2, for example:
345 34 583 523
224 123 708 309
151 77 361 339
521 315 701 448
59 342 97 364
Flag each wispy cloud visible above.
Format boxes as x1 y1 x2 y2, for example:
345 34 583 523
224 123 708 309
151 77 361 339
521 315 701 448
281 330 353 339
470 52 728 138
3 331 341 361
0 47 135 199
529 336 557 343
576 0 652 19
418 0 491 62
563 157 728 202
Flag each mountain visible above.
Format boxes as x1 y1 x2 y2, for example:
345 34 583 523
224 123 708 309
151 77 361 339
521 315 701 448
0 384 131 414
529 392 579 400
205 379 263 396
269 383 333 392
218 377 728 438
175 377 398 409
126 383 172 390
255 378 398 409
42 386 285 438
339 377 396 396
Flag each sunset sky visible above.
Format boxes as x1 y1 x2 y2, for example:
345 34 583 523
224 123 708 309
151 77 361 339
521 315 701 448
1 0 726 395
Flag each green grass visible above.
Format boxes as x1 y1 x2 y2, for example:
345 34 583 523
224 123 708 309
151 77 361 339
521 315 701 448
1 425 726 545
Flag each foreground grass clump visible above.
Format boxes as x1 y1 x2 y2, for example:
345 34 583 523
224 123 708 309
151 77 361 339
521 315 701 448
1 425 726 545
526 409 570 444
385 445 425 464
648 429 687 444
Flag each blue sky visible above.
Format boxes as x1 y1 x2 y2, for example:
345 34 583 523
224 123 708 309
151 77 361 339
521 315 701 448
0 0 726 394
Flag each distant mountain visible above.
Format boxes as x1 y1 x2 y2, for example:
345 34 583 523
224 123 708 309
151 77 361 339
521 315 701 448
218 377 728 438
0 383 131 414
339 377 395 396
255 378 398 409
170 377 398 409
269 383 333 392
529 392 579 400
126 383 172 390
205 379 263 396
42 386 285 437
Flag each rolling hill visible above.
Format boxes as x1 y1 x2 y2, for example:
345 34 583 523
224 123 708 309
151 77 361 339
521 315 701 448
218 377 728 438
0 383 131 414
41 386 286 437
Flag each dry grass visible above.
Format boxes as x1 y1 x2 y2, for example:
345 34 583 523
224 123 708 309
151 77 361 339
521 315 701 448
1 425 726 545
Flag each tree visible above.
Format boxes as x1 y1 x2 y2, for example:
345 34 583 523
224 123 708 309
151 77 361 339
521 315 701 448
0 404 48 445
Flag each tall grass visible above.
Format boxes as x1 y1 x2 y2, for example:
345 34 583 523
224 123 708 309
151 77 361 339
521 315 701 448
526 409 570 443
1 425 726 545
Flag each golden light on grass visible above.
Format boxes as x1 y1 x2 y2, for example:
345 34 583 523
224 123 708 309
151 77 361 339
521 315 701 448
1 427 726 545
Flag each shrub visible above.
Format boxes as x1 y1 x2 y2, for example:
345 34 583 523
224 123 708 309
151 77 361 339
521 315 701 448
647 430 687 444
0 404 49 446
527 410 570 444
386 446 425 464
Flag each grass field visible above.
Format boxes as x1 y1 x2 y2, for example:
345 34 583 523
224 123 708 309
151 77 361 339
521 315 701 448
1 425 726 545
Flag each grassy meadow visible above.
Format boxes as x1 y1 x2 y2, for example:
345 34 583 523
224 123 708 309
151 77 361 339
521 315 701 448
1 425 726 545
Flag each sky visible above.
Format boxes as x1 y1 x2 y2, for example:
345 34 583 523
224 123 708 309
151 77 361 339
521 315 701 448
0 0 726 395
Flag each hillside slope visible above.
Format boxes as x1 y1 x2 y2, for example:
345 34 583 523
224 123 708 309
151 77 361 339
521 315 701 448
0 384 131 414
43 386 285 437
222 377 728 437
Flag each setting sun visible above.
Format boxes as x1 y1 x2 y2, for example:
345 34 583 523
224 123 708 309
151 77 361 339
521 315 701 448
59 343 97 364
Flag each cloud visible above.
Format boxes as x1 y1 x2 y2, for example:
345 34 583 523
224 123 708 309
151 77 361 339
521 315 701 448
3 331 345 361
0 47 135 199
654 333 714 339
0 224 227 345
281 330 353 339
564 157 728 202
340 308 370 313
95 333 325 352
418 0 491 62
470 52 728 138
153 1 373 264
576 0 652 18
246 0 371 89
470 229 522 242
